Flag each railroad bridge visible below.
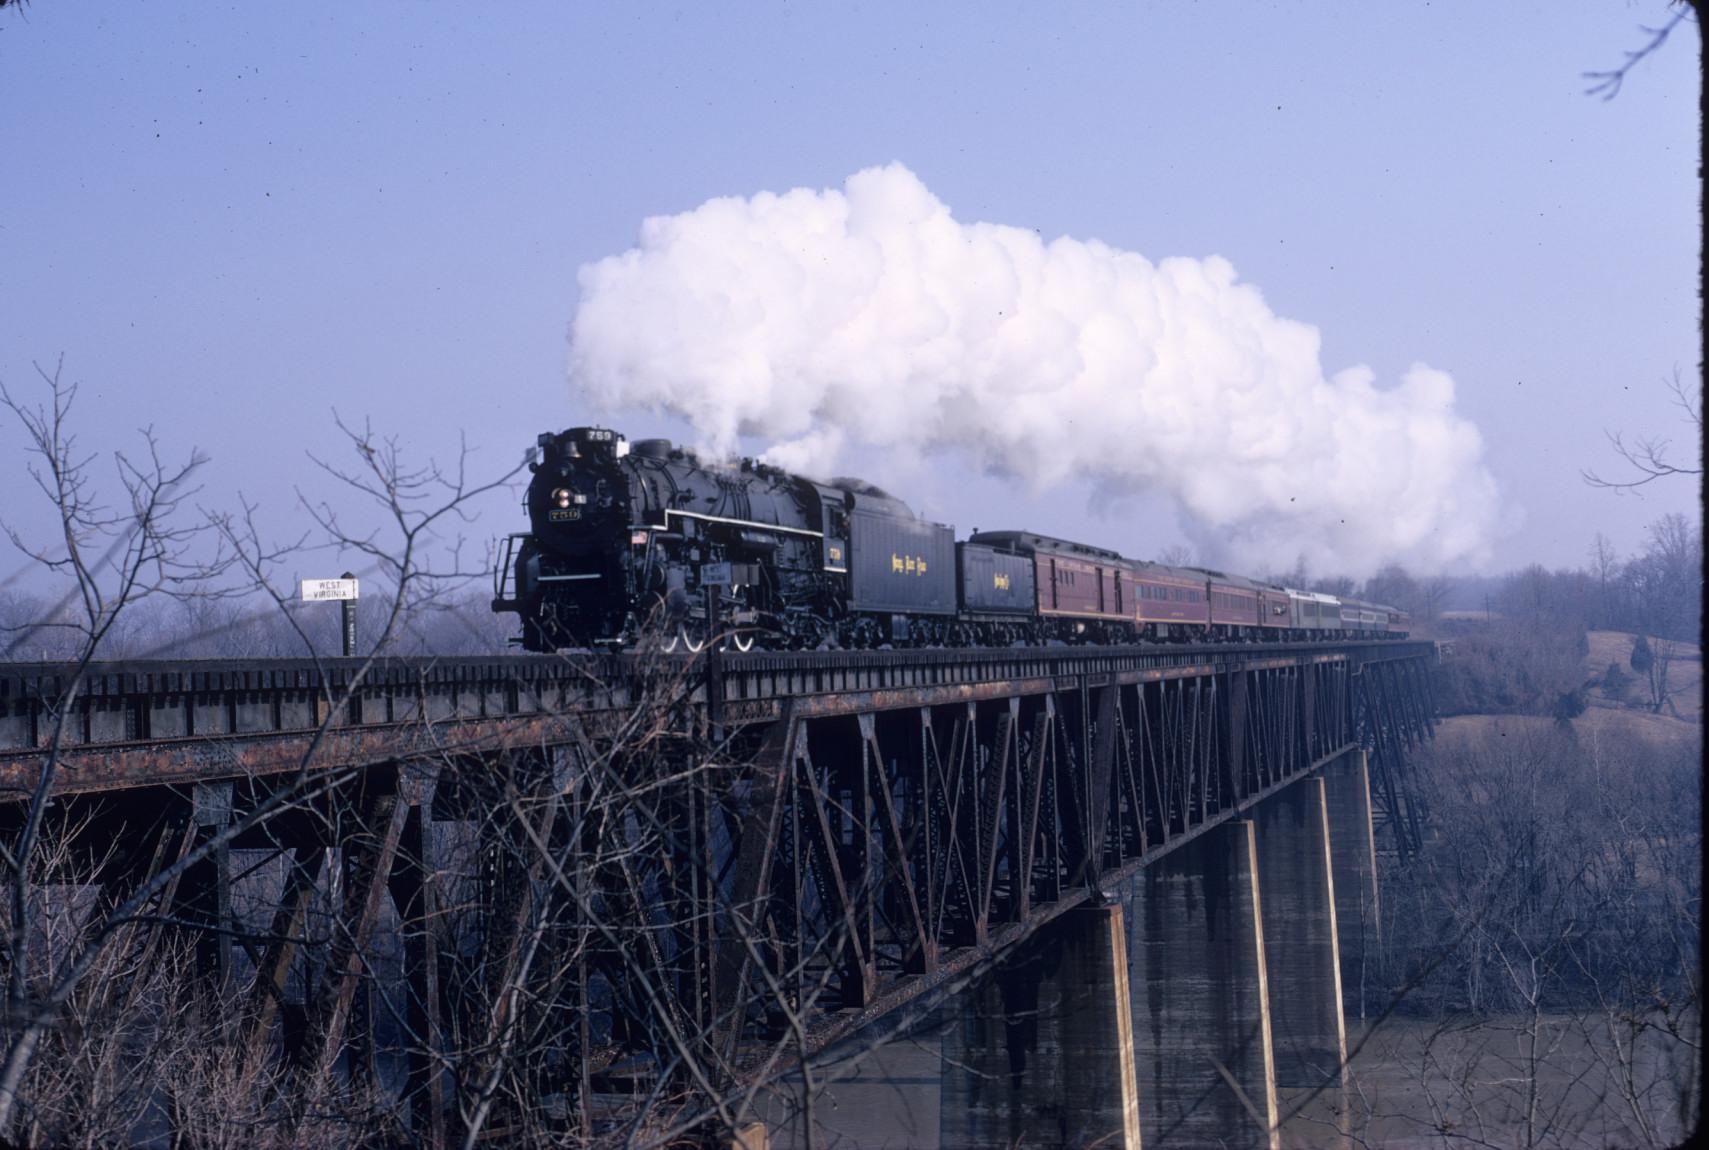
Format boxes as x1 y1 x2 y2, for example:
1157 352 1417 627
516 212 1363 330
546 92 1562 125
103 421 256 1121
0 640 1436 1148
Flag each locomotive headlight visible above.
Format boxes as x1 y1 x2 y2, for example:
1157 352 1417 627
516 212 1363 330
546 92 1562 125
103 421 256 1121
551 487 573 509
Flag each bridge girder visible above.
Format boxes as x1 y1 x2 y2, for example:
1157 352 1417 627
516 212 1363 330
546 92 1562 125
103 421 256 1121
0 642 1433 1144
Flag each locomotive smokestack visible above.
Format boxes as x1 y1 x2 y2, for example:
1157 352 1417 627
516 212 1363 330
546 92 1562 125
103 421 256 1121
567 164 1499 577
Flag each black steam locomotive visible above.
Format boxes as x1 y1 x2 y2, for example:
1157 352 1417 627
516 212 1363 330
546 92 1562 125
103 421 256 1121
492 426 957 652
492 426 1408 652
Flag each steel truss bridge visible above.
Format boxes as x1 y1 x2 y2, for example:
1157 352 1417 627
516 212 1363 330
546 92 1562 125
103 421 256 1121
0 640 1436 1145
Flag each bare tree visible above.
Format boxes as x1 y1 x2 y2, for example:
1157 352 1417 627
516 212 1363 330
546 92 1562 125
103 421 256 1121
1583 5 1695 101
0 360 240 1134
1157 543 1195 568
0 358 225 662
1417 574 1452 625
1313 574 1356 598
209 413 526 666
1630 631 1686 717
1363 724 1701 1146
1363 564 1420 614
0 388 828 1147
1583 366 1703 491
1588 532 1620 630
0 384 560 1143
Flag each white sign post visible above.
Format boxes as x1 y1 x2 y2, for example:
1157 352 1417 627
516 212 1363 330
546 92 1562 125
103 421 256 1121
301 574 360 655
300 578 359 602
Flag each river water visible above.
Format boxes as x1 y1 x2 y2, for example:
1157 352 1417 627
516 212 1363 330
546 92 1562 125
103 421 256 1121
748 947 1696 1148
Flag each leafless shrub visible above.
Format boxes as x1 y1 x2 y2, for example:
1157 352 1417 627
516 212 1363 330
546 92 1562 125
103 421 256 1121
2 369 839 1146
1364 721 1701 1145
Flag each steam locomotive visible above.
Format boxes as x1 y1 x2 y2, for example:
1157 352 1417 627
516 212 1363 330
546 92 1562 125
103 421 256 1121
492 426 1408 652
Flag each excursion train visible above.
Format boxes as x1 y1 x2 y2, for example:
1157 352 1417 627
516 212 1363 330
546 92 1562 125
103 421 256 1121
492 426 1408 653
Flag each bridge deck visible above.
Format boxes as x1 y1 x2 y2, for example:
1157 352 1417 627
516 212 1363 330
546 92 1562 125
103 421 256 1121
0 640 1432 795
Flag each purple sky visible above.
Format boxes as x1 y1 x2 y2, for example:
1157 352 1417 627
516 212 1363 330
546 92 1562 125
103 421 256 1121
1 3 1699 596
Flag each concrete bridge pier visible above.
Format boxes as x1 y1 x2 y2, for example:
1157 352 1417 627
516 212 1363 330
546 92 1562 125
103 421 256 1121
1323 748 1382 1025
1125 819 1279 1150
941 904 1142 1150
1255 775 1350 1145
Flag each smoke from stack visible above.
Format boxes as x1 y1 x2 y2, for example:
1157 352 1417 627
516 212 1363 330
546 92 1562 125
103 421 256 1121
568 163 1498 576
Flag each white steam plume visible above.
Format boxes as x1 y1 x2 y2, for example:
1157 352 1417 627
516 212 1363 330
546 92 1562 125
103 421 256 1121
569 163 1497 576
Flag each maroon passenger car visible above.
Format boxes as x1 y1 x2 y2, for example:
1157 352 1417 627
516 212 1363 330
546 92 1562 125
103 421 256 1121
1201 570 1293 641
967 530 1135 641
1129 562 1208 639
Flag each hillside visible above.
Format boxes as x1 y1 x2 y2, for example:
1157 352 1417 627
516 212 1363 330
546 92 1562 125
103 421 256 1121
1581 628 1701 721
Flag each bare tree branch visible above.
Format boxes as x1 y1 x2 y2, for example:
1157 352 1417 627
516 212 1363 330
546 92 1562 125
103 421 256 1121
1582 366 1703 492
1583 5 1693 101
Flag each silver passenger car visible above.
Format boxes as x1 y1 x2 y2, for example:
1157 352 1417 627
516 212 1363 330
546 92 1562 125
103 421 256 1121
1285 588 1344 636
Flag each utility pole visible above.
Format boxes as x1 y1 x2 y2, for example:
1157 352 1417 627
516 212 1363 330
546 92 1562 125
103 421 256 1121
341 570 358 656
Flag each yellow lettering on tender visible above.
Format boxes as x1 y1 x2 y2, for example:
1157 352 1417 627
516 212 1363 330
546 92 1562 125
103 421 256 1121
892 554 904 573
994 573 1010 591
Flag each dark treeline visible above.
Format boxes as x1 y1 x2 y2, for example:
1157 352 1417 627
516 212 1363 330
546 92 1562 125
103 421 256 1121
1269 513 1702 721
1276 512 1701 642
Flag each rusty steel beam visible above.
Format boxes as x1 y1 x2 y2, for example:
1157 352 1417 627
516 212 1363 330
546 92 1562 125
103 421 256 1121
1081 683 1119 883
861 713 933 975
975 701 1017 942
713 706 799 1059
795 735 873 1008
0 713 587 798
389 795 447 1148
935 703 977 947
734 738 1366 1078
248 844 329 1065
457 755 568 1142
304 764 416 1087
0 644 1436 803
1012 701 1053 920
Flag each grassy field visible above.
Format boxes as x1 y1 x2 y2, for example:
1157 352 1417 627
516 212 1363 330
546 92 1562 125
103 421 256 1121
1582 628 1701 720
1433 704 1701 754
1431 628 1701 752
